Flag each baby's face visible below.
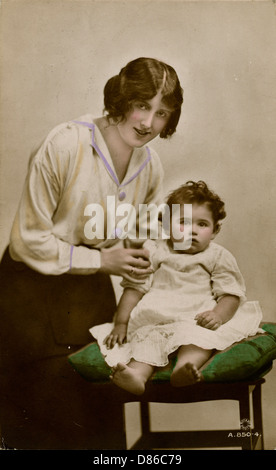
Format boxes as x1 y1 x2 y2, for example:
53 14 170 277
170 202 216 254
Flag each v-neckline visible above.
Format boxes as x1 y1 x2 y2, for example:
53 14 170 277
73 119 152 189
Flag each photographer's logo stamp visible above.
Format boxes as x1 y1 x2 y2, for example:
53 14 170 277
240 418 251 431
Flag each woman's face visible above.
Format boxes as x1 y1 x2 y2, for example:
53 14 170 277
117 89 172 149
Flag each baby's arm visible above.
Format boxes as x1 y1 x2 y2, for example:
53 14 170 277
195 294 240 330
104 288 144 349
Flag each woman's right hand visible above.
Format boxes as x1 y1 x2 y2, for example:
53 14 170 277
100 247 153 283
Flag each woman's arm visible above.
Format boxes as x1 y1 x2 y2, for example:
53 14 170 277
9 125 98 276
195 294 240 330
9 125 154 278
104 288 144 349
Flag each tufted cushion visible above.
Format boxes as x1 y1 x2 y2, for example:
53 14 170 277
69 341 112 383
68 323 276 384
201 323 276 382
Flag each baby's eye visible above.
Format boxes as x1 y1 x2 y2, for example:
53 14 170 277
180 218 192 225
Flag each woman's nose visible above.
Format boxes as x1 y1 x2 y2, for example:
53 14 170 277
141 112 154 129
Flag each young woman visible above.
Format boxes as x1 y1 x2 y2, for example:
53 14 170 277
0 57 183 449
91 181 263 395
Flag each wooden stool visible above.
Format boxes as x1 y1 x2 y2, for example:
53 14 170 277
68 323 276 450
117 377 266 450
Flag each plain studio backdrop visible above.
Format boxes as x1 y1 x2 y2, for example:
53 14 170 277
0 0 275 449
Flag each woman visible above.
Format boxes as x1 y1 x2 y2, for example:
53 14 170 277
0 57 183 449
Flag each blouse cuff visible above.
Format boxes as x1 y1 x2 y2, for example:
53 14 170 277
69 245 101 274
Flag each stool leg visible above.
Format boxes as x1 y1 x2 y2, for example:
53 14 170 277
139 402 152 449
140 402 151 436
122 404 128 450
127 402 151 450
239 386 253 450
252 382 264 449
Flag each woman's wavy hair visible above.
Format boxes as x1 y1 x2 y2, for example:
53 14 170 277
166 180 226 234
103 57 184 138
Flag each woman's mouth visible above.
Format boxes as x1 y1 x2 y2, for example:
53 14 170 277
133 127 151 137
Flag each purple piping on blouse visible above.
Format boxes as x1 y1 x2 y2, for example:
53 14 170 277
72 120 152 189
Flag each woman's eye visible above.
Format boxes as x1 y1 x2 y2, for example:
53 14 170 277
157 111 167 118
136 103 147 110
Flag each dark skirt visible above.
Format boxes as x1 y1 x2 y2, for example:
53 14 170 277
0 247 124 450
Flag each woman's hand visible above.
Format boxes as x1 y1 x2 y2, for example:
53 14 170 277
195 310 223 330
100 247 153 282
104 324 128 349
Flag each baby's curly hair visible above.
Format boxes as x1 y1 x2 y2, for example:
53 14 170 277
166 180 226 233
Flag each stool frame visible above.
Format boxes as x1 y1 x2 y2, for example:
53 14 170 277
116 378 266 450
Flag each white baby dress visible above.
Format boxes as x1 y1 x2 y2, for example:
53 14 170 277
90 241 263 367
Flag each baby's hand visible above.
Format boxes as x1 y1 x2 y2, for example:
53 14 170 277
104 324 128 349
195 310 222 330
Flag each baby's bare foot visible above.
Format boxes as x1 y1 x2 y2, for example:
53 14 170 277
111 362 146 395
170 362 202 387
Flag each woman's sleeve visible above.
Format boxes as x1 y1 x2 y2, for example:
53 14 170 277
211 247 247 304
9 128 101 275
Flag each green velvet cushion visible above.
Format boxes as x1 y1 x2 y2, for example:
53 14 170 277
69 341 112 383
68 323 276 384
201 323 276 382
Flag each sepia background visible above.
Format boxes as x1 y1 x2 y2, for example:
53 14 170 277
0 0 275 449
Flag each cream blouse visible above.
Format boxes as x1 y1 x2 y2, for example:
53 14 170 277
9 115 164 275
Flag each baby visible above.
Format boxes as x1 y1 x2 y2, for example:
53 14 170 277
91 181 263 394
